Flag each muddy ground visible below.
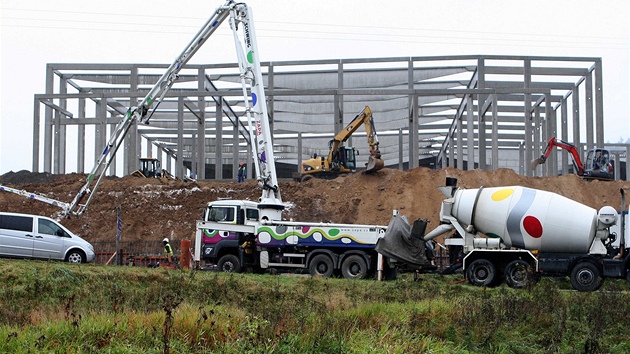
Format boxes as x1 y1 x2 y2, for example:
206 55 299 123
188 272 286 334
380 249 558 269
1 168 629 245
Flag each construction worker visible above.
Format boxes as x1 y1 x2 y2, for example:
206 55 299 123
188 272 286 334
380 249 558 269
163 238 173 263
237 162 246 183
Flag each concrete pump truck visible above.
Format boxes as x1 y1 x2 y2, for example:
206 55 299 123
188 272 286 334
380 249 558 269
191 5 432 278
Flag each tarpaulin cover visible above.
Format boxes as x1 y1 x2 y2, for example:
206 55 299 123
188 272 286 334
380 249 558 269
375 214 431 267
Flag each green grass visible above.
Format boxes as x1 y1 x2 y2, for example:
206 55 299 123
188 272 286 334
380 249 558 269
0 259 629 353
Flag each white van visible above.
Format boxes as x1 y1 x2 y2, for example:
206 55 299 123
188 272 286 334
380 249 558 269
0 212 95 263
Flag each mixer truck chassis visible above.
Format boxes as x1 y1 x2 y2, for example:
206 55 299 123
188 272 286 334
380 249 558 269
427 178 630 292
461 249 630 291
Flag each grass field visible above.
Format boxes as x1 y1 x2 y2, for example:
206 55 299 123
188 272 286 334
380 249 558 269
0 259 629 353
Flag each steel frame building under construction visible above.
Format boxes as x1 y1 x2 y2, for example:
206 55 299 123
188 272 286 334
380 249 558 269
32 55 629 180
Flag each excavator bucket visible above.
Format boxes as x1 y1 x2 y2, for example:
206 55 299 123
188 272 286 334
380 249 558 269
529 156 545 170
130 170 147 178
366 156 385 173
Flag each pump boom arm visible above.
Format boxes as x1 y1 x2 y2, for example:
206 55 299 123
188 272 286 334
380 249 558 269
1 1 281 217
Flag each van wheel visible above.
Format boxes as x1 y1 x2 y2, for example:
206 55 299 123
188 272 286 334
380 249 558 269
341 255 367 279
570 262 602 292
66 250 86 263
309 254 333 277
217 254 241 273
466 259 497 287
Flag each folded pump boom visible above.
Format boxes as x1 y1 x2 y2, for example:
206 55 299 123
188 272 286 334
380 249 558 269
0 1 283 217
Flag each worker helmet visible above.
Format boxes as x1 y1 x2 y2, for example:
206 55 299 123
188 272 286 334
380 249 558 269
239 161 245 166
163 238 169 243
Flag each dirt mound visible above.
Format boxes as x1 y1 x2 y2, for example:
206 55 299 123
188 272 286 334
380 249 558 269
1 168 629 244
0 170 59 185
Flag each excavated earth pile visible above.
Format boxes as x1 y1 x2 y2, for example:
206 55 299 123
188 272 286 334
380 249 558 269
1 168 629 246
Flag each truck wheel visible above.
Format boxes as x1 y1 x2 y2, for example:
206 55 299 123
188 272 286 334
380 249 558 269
341 255 367 279
309 254 333 277
504 260 530 288
626 269 630 288
217 254 241 273
466 259 497 287
570 262 602 292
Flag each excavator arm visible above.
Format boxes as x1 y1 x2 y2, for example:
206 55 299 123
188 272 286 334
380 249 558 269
530 136 585 175
327 106 383 173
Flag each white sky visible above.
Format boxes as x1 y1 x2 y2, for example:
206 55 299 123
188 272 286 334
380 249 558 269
1 0 628 174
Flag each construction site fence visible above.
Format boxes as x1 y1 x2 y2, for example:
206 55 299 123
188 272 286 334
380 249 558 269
91 240 192 266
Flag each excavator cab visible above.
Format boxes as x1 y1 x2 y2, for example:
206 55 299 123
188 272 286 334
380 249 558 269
584 148 614 180
132 157 163 178
331 145 356 171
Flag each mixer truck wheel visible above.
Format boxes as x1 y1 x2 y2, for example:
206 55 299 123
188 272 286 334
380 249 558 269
341 255 368 279
504 260 530 288
466 259 497 287
309 254 334 277
570 262 602 292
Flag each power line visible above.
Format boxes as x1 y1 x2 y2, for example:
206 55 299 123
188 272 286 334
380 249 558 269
2 22 626 51
2 6 628 44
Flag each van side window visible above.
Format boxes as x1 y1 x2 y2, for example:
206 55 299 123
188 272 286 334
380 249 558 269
0 215 33 232
38 219 67 237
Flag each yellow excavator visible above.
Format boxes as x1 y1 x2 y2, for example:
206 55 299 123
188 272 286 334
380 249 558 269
131 157 163 178
131 157 179 180
298 106 384 181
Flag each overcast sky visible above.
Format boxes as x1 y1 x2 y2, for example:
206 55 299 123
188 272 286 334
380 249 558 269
1 0 628 174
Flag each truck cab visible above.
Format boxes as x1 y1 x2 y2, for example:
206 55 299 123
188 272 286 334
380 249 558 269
203 199 260 226
198 200 260 271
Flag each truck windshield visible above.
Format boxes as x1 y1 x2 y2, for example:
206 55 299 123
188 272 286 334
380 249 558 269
208 207 235 222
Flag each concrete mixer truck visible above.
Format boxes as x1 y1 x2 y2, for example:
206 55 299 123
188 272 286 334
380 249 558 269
423 178 629 292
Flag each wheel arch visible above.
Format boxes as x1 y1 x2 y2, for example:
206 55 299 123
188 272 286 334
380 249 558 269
64 247 87 263
569 255 602 272
203 239 240 260
463 250 538 273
